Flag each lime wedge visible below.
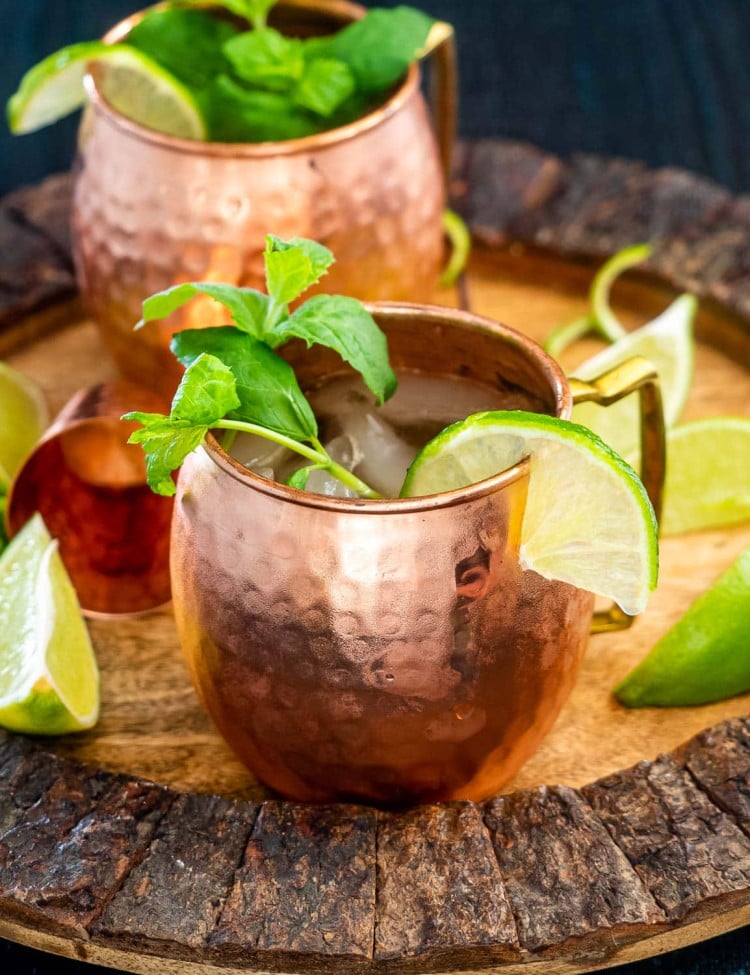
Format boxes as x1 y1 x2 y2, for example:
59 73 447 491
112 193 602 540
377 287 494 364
615 545 750 707
661 417 750 535
0 362 48 490
0 514 99 735
571 294 696 463
8 41 206 139
401 410 658 615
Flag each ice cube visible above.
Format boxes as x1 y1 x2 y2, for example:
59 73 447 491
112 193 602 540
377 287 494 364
306 435 361 498
230 433 295 474
341 410 418 497
378 372 513 427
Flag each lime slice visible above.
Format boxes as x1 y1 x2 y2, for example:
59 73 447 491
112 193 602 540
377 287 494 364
571 294 696 463
0 362 48 490
0 514 99 735
661 417 750 536
401 410 658 615
7 41 206 139
615 545 750 707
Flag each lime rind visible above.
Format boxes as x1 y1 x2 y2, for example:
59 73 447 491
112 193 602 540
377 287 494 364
0 514 99 735
94 46 207 140
36 540 99 731
8 41 117 133
571 294 696 465
574 293 695 425
0 361 49 483
662 416 750 536
8 41 206 140
589 243 653 343
615 545 750 707
401 410 658 615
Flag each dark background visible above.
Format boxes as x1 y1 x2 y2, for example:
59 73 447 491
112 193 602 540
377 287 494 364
3 0 750 194
3 0 750 972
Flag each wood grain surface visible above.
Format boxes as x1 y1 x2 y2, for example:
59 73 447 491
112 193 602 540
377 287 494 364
2 141 750 973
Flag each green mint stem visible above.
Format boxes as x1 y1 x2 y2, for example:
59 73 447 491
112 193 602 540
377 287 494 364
262 296 287 335
214 419 382 498
221 429 238 452
325 459 382 499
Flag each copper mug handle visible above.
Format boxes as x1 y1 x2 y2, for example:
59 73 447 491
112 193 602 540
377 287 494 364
279 1 458 182
569 355 666 634
424 21 458 187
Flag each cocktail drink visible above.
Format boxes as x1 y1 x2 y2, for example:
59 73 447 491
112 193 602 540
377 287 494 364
9 0 454 397
171 311 592 803
126 237 663 804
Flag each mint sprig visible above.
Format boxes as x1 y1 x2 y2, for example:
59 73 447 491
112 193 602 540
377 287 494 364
127 236 395 498
154 3 437 139
140 234 396 404
125 354 238 496
170 327 318 441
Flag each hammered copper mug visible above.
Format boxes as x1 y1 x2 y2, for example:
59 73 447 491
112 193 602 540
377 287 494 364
5 381 174 618
72 0 455 398
170 305 664 805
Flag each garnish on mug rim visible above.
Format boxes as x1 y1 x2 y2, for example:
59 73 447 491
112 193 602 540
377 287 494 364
124 235 396 498
7 2 446 144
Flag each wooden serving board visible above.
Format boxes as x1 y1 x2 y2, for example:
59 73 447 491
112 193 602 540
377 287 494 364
2 141 750 975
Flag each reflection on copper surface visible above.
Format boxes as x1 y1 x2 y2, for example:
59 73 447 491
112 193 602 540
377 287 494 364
6 382 173 618
171 307 596 805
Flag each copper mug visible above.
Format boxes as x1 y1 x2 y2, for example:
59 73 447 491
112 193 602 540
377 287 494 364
71 0 455 398
170 305 664 805
5 381 174 618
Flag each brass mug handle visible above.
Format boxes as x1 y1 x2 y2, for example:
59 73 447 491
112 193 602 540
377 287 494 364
424 22 458 187
569 355 666 634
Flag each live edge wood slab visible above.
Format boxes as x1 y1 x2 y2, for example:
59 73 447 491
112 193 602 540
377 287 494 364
2 140 750 974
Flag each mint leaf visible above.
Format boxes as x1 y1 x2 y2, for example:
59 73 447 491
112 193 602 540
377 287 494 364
171 327 317 440
224 28 304 92
171 353 240 424
271 294 397 404
264 235 334 306
125 413 206 497
293 59 355 117
124 353 241 496
200 75 321 142
139 282 272 339
129 9 238 90
286 465 320 489
325 7 436 93
171 0 277 27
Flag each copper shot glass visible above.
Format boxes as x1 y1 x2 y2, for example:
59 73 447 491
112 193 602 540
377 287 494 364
170 305 665 805
5 381 174 618
71 0 456 398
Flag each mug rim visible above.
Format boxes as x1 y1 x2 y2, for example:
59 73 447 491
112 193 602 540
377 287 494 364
85 0 421 158
201 302 571 514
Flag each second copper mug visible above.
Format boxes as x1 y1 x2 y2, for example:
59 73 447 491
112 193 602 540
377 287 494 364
71 0 454 398
170 304 664 805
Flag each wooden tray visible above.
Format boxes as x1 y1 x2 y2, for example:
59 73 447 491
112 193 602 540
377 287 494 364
2 141 750 975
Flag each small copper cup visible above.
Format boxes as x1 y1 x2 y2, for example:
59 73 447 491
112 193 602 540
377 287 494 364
5 381 174 618
170 305 664 805
71 0 455 398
